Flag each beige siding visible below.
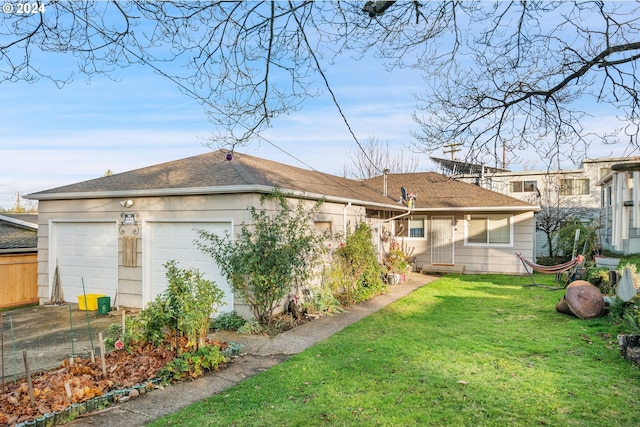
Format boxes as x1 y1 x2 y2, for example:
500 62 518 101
35 193 362 314
454 211 534 274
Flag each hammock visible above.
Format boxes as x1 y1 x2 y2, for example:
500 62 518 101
516 253 585 289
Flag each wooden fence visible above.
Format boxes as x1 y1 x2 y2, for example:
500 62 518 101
0 253 38 309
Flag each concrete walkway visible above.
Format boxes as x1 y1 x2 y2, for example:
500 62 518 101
72 273 437 426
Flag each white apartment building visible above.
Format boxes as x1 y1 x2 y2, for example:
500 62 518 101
433 156 636 258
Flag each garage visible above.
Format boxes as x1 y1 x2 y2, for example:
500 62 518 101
146 221 233 313
53 222 118 303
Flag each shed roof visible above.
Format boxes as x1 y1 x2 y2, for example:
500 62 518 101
0 215 38 252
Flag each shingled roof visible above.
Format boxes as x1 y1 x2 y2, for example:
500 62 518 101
27 150 398 206
0 215 38 252
27 151 536 212
364 172 536 210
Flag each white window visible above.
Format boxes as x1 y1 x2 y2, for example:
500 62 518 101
394 218 425 238
510 180 537 193
466 215 512 246
560 178 589 196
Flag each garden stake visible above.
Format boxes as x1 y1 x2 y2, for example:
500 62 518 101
22 350 35 407
64 381 72 398
10 316 16 383
98 332 107 377
69 304 75 364
81 278 95 353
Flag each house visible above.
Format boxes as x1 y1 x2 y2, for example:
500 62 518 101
26 150 538 317
364 172 538 274
598 159 640 255
434 156 632 257
0 213 39 308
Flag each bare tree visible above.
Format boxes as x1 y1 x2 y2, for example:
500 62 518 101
345 136 419 180
410 2 640 169
525 175 596 258
2 2 640 166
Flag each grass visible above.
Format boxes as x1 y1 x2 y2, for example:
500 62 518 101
150 273 640 426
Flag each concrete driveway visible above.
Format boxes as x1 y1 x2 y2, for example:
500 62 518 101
1 304 120 384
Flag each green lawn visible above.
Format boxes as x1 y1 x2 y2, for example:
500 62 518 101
151 274 640 426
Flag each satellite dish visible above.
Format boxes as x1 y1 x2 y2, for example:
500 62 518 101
401 186 407 201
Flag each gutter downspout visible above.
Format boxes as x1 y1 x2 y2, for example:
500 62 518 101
380 210 411 224
343 202 352 234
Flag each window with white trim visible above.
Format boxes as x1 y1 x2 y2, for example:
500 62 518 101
560 178 589 196
394 218 425 238
510 180 537 193
465 215 512 245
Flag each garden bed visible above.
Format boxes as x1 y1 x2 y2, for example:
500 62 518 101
0 338 231 426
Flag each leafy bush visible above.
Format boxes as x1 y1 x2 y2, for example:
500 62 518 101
196 191 324 325
324 222 386 305
107 261 225 351
210 311 247 331
163 260 225 349
237 320 264 335
556 221 598 259
585 267 612 292
301 286 344 316
160 344 226 382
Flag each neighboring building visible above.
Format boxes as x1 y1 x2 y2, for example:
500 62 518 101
434 156 634 258
0 214 39 308
598 160 640 255
26 151 538 318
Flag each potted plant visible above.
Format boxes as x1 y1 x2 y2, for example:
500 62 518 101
384 249 408 285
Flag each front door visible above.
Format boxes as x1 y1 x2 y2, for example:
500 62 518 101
431 216 454 264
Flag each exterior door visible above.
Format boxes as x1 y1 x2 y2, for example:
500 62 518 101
431 216 454 264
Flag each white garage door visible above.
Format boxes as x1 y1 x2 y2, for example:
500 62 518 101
54 222 118 302
148 222 233 313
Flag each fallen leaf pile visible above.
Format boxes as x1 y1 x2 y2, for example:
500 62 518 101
0 339 228 426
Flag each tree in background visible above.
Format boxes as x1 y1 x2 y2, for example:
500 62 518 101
2 2 639 166
525 175 596 259
345 136 419 180
0 192 37 213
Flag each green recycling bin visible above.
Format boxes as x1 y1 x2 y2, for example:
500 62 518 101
97 296 111 315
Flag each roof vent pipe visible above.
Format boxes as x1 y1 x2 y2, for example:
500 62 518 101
383 168 390 197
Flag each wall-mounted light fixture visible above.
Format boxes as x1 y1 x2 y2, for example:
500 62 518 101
120 199 134 208
119 212 140 235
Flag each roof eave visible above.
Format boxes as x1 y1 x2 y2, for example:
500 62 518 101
26 185 406 211
0 214 38 230
0 247 37 254
411 205 540 213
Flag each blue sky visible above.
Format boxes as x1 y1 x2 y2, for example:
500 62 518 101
1 47 428 209
1 7 636 210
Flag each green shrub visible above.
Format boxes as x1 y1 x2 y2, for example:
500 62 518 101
324 222 386 305
585 267 612 292
197 191 324 325
107 261 225 351
160 344 226 382
210 311 247 331
556 221 598 259
237 320 264 335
